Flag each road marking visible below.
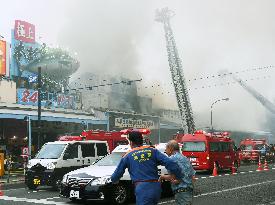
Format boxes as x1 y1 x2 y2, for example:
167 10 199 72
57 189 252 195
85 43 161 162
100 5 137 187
158 180 275 204
2 187 26 192
249 171 254 173
0 196 67 204
224 174 229 176
45 197 60 200
195 179 275 197
158 199 175 204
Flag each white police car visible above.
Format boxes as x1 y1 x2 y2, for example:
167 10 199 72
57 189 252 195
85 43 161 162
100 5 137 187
60 144 172 204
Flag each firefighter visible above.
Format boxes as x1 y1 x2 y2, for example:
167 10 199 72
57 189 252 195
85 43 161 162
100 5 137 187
111 131 182 205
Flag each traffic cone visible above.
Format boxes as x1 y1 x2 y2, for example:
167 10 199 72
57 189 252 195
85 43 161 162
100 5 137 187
256 158 263 171
212 162 218 176
263 159 269 171
231 161 237 174
0 182 3 196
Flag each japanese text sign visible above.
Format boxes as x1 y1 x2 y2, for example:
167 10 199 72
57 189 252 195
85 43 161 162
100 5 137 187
14 20 35 43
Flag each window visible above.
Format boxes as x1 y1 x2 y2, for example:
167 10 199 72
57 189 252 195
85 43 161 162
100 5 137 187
182 142 206 152
64 144 78 159
220 142 230 152
81 143 95 158
96 143 108 156
210 142 230 152
35 144 66 159
244 145 253 151
95 152 124 166
210 142 219 152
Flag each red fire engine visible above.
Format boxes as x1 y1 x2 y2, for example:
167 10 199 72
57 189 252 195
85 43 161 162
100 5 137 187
175 130 240 171
239 138 267 162
58 128 151 152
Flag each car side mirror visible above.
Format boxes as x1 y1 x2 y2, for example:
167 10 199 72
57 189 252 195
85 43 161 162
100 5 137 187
63 153 70 160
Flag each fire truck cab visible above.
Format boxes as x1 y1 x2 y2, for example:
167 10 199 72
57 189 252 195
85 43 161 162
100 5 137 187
239 138 267 162
80 128 151 152
175 130 240 171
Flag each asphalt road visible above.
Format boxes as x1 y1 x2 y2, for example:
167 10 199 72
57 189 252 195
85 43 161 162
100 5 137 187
0 163 275 205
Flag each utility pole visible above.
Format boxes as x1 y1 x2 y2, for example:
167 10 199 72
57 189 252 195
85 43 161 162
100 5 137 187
37 67 42 150
28 116 32 159
156 7 195 133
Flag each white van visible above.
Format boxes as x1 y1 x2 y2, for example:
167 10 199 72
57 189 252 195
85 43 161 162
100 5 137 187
25 140 109 190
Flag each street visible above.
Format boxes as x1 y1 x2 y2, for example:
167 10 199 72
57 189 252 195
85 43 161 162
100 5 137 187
0 163 274 205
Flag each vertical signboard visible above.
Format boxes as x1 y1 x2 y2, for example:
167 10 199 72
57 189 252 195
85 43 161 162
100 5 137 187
14 20 35 43
10 20 38 78
0 40 7 75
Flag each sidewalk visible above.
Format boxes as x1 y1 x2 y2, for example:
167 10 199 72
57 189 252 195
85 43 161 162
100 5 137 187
0 169 25 184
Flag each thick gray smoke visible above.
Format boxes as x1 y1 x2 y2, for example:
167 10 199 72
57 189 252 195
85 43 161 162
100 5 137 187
58 0 155 79
54 0 275 135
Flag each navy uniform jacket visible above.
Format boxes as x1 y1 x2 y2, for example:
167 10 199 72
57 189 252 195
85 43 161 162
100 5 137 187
111 145 182 183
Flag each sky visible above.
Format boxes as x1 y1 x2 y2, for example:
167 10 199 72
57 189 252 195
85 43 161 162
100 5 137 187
1 0 275 132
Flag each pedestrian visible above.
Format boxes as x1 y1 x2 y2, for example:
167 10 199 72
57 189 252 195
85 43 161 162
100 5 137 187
159 140 196 205
111 131 182 205
260 144 267 160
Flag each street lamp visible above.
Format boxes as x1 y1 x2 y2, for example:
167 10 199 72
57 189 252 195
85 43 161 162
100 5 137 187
210 98 229 133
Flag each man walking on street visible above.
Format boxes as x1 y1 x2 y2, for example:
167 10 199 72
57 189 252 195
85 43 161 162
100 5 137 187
111 131 182 205
159 140 196 205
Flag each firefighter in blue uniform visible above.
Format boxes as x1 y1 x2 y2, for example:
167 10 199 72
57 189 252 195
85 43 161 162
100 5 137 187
111 131 182 205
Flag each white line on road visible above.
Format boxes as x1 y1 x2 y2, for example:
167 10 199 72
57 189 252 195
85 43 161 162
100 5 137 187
45 197 60 200
158 179 275 204
158 199 175 204
0 196 67 204
195 179 275 197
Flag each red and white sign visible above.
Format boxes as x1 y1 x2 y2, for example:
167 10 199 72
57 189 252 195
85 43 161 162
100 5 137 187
21 147 29 156
14 20 35 43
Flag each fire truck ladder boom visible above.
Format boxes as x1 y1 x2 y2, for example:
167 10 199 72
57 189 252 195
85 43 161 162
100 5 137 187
156 7 195 133
233 75 275 114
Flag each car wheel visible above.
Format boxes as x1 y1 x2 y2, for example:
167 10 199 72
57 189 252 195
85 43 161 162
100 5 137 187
27 183 38 190
112 184 128 204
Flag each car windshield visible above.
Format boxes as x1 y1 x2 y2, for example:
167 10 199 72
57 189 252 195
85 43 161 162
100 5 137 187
35 144 66 159
244 145 253 150
95 152 124 166
182 141 206 152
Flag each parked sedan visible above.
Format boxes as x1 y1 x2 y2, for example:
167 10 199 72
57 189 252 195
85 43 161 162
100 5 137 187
60 144 172 204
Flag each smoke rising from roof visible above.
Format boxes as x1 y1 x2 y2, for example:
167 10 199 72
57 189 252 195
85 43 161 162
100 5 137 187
38 0 275 134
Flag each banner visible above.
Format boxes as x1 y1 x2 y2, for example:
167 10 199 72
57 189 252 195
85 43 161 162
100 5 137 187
17 88 76 109
14 20 35 43
0 40 6 75
109 112 159 130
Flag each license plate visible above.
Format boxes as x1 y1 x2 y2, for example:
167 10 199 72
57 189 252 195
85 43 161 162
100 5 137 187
33 178 40 185
189 157 196 162
70 190 80 199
